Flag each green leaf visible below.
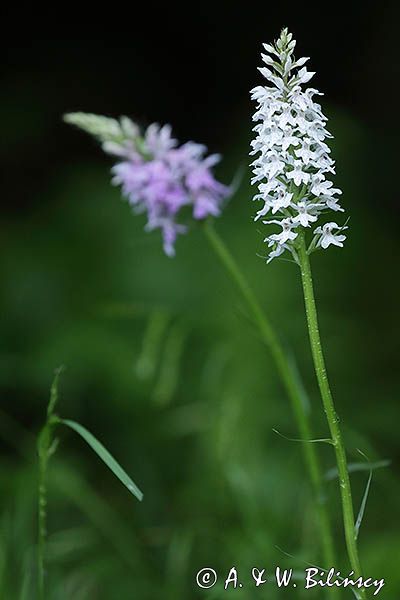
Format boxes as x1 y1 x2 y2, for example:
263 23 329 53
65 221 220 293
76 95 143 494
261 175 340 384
136 309 170 381
59 419 143 502
272 428 334 445
325 459 390 481
354 470 372 541
153 320 187 406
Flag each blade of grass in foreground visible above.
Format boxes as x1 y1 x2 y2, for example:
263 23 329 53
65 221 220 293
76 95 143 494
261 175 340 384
58 419 143 502
38 369 144 600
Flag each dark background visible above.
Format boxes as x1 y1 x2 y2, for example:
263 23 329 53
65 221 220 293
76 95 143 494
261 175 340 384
1 2 399 598
2 2 400 213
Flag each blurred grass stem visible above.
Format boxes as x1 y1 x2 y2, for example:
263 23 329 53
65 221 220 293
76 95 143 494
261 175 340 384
37 436 47 600
204 222 337 586
37 368 63 600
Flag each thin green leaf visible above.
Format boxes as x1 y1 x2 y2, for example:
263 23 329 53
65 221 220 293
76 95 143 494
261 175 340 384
275 546 363 598
59 419 143 501
354 470 372 541
153 321 187 406
325 459 390 481
272 428 334 445
19 552 33 600
230 164 246 197
136 309 170 381
286 353 310 412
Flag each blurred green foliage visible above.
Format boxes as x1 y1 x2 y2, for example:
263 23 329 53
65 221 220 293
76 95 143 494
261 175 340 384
0 110 399 598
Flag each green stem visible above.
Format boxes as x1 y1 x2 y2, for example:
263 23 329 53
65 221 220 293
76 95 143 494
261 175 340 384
37 368 63 600
204 222 338 581
37 427 49 600
38 418 59 600
297 234 367 599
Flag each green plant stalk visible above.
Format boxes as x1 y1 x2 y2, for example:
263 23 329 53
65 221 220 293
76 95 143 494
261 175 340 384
37 420 54 600
204 222 337 577
297 234 366 599
37 458 46 599
37 368 62 600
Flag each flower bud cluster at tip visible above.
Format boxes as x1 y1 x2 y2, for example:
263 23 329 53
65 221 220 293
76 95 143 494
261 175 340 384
65 113 229 257
250 28 347 263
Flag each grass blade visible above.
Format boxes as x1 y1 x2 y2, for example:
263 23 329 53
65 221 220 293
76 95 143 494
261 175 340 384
272 428 334 445
325 459 390 481
354 470 372 541
60 419 143 501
